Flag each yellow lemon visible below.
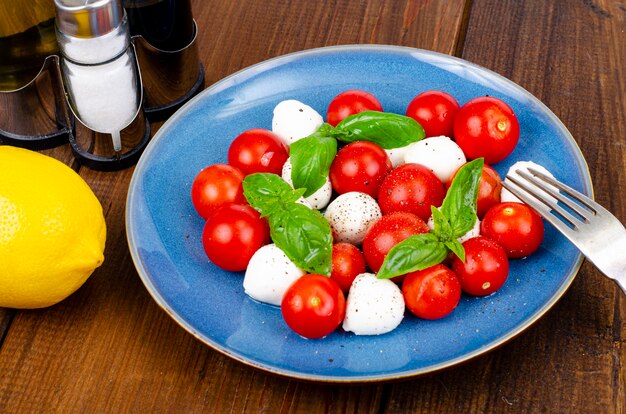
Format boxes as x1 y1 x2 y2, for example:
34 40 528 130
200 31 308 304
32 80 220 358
0 146 106 308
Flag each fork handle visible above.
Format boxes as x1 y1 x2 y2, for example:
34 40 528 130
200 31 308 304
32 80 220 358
588 260 626 295
609 263 626 295
589 238 626 296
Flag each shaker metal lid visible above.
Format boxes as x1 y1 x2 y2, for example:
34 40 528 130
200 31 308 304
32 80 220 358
54 0 124 38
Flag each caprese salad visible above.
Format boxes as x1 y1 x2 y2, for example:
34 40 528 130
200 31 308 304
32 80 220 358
190 89 551 339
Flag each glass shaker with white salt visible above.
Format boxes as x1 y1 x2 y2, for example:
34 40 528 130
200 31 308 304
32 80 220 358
54 0 140 153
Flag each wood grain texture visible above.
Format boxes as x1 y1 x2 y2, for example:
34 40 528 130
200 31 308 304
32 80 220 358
0 309 14 346
195 0 466 86
384 0 626 412
0 0 624 413
0 1 466 413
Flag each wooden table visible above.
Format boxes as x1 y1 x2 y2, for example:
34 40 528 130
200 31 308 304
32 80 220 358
1 0 624 412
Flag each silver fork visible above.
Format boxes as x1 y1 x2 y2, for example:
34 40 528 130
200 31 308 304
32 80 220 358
502 168 626 294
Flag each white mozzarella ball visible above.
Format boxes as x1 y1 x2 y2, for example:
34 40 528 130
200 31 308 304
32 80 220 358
243 244 305 306
342 273 405 336
272 99 324 146
427 212 481 244
324 192 382 245
384 144 410 168
294 196 313 209
501 161 558 205
403 136 466 183
281 158 332 210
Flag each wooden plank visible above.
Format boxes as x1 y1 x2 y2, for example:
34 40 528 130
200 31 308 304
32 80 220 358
383 0 626 412
0 0 467 412
195 0 467 83
0 309 14 346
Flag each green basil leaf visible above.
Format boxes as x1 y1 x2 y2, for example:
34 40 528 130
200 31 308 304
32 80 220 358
445 239 465 262
333 111 425 149
290 134 337 197
269 203 333 275
440 158 484 238
315 122 335 136
243 173 300 216
430 206 452 241
377 233 449 279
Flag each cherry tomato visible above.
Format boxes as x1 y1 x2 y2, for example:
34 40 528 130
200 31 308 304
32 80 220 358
480 202 544 258
363 211 430 273
377 163 445 221
453 96 520 164
281 274 346 339
227 128 289 176
451 236 509 296
191 164 246 219
326 90 383 127
402 264 461 320
405 90 460 137
330 243 367 293
201 204 269 272
448 162 502 219
329 141 392 198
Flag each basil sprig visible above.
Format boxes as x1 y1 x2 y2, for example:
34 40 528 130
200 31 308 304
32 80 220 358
290 129 337 198
268 203 332 275
242 173 304 216
376 233 449 278
333 111 425 149
288 111 424 196
377 159 484 279
440 158 484 238
243 173 332 275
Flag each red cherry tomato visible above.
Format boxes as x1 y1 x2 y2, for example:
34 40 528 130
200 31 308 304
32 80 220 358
451 236 509 296
363 211 430 273
480 202 544 258
377 163 445 221
405 90 460 138
326 90 383 127
329 141 392 198
281 274 346 339
201 204 269 272
191 164 246 219
330 243 367 293
402 264 461 320
453 96 520 164
227 128 289 176
448 162 502 219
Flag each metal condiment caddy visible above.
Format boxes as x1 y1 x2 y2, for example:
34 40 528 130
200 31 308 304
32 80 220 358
0 0 204 171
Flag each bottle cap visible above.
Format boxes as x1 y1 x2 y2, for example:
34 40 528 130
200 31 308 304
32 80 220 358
54 0 124 38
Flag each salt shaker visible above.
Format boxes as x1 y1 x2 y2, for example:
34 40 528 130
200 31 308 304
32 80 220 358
54 0 141 152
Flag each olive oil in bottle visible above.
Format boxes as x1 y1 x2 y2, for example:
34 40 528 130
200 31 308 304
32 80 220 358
0 0 58 91
124 0 194 51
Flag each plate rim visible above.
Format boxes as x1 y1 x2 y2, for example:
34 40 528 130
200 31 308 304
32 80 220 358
126 44 591 382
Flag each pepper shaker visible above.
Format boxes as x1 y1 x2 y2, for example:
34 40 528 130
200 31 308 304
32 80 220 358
124 0 204 120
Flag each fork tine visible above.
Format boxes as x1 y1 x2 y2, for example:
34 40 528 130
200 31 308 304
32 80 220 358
524 168 622 226
515 169 595 222
505 174 581 227
525 168 597 220
501 178 577 239
507 169 626 296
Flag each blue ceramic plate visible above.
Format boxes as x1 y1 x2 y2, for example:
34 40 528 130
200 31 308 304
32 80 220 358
126 45 592 382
